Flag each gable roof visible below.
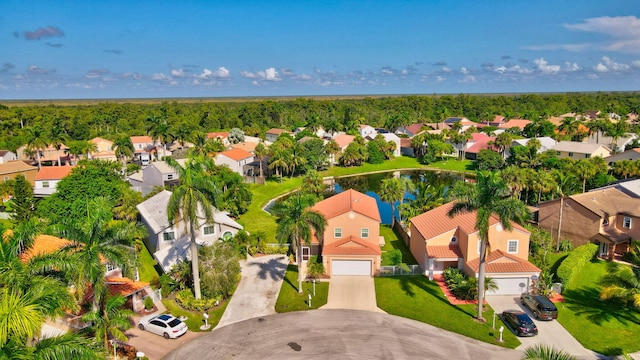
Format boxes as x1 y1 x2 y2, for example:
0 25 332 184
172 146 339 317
427 244 463 259
266 128 289 135
570 187 640 217
207 131 229 140
403 123 426 135
410 201 528 241
466 250 541 274
0 161 38 175
19 235 73 262
553 141 611 154
218 148 253 161
106 277 150 297
312 189 381 222
35 165 74 181
130 135 153 144
229 142 258 153
322 236 381 256
147 159 185 174
90 137 113 144
334 134 355 148
466 133 496 154
499 119 531 130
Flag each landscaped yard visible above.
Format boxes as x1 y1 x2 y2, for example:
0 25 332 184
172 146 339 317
136 239 161 283
380 225 418 266
161 297 229 332
275 265 329 312
556 259 640 356
375 276 520 349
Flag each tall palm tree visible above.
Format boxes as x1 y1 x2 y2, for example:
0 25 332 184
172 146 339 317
379 177 408 226
573 160 597 193
600 263 640 308
271 193 326 293
254 142 268 178
48 117 68 166
605 121 628 152
166 155 221 299
146 114 172 159
113 135 134 175
82 294 134 355
448 171 530 320
24 124 48 170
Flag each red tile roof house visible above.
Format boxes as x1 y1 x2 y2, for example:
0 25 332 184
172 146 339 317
33 165 74 197
214 148 255 176
498 119 531 132
311 189 383 276
207 131 230 146
464 133 497 160
409 202 540 295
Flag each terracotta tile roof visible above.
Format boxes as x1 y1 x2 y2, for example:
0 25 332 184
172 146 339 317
35 165 74 181
207 132 229 139
400 138 412 148
499 119 531 129
322 235 381 256
90 137 113 144
427 244 463 258
19 235 73 262
229 142 257 153
410 201 528 242
219 148 253 161
266 128 289 135
404 123 426 135
0 160 37 174
466 250 540 274
130 135 153 143
106 277 150 297
334 134 355 149
312 189 381 222
467 136 496 154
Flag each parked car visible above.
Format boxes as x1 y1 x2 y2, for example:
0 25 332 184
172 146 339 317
138 314 188 339
501 310 538 337
520 294 558 320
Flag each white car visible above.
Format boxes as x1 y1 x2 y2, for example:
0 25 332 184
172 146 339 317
138 314 188 339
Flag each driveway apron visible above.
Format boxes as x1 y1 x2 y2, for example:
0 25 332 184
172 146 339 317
486 295 600 359
321 276 385 313
216 254 288 328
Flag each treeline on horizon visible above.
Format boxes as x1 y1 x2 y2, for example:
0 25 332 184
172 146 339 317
0 92 639 152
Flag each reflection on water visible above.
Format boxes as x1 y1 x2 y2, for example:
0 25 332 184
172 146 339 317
332 170 462 224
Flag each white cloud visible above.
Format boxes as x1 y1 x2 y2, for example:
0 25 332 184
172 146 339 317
564 62 580 72
593 56 630 72
459 75 476 83
494 65 531 74
152 73 167 81
196 67 230 80
632 60 640 68
442 67 453 73
171 69 186 77
533 58 560 74
240 67 281 81
564 16 640 53
460 67 469 75
85 69 109 79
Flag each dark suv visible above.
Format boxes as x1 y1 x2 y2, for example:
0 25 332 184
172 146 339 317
520 294 558 321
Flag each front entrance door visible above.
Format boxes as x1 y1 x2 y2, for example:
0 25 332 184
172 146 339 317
301 246 310 262
599 242 609 257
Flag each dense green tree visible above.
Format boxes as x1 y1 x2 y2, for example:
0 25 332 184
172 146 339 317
113 134 134 175
340 136 367 167
11 175 35 223
300 170 325 197
81 295 133 355
24 124 48 169
271 193 326 293
48 117 68 166
228 127 245 144
448 171 530 320
199 242 241 299
600 263 640 308
366 140 385 164
476 149 505 171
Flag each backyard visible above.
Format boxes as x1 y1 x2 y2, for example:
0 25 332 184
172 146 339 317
556 259 640 356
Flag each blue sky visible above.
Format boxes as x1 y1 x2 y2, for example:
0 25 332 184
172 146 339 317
1 1 639 100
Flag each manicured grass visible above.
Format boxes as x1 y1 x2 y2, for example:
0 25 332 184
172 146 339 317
556 259 640 356
161 298 229 332
275 265 329 312
321 156 424 177
427 158 475 173
137 239 161 283
375 276 520 349
380 225 418 266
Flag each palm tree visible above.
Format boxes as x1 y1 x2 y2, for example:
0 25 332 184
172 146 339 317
600 263 640 308
146 113 172 159
82 294 134 355
522 344 577 360
572 160 597 193
113 134 134 175
271 193 326 293
379 177 411 226
557 117 580 140
166 155 221 299
448 171 530 320
24 124 48 169
605 121 628 152
48 117 68 166
254 142 268 178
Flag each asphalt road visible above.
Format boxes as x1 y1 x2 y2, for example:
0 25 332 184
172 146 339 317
163 309 522 360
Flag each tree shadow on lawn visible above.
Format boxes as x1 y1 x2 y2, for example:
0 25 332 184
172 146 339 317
397 276 473 317
247 256 287 281
561 287 640 326
282 265 300 293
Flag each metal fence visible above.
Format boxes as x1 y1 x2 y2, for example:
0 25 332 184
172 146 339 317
378 265 423 276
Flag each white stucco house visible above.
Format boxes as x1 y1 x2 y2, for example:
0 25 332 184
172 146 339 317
380 133 402 157
136 190 244 273
214 148 254 176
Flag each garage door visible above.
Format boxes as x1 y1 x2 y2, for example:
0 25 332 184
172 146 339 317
487 277 529 295
331 260 371 276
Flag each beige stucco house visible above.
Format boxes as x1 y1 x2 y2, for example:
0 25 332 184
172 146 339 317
311 189 382 276
553 141 611 160
409 202 540 295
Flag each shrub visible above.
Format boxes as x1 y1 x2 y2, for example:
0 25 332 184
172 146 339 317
175 289 220 312
306 255 325 278
144 296 154 310
261 245 288 255
559 240 573 252
387 249 403 266
556 243 598 285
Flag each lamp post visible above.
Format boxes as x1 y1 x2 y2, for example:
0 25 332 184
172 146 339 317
109 339 117 360
498 326 504 342
308 293 312 308
312 279 316 296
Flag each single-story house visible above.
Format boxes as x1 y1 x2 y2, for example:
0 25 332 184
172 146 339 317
409 202 540 295
605 148 640 164
552 141 611 160
311 189 383 276
136 190 243 273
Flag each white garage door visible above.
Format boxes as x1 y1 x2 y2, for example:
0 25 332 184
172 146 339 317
487 277 529 295
331 260 371 276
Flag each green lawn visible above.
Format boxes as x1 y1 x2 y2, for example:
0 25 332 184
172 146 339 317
136 239 161 283
320 156 475 178
161 298 229 332
275 265 329 312
375 276 520 349
380 225 418 266
557 259 640 356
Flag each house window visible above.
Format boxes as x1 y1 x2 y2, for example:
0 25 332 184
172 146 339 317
624 216 632 229
167 174 173 180
42 181 50 188
203 225 215 235
334 228 342 238
3 176 8 182
568 152 574 157
451 236 458 244
556 151 561 156
507 240 519 254
585 154 591 158
361 228 369 238
603 218 609 226
163 231 175 241
105 262 117 272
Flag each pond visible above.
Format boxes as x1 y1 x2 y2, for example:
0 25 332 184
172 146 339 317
331 170 464 224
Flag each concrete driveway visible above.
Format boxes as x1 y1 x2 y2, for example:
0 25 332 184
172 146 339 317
216 254 288 328
163 309 521 360
486 295 600 359
321 276 385 313
125 318 202 360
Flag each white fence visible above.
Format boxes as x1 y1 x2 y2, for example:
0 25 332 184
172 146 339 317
378 265 423 276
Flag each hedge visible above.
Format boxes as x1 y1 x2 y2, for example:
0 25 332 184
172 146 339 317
175 289 220 312
556 243 598 285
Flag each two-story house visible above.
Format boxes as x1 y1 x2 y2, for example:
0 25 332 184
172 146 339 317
127 159 184 196
33 165 74 197
0 161 38 184
552 141 611 160
358 124 377 139
537 187 640 259
136 190 244 273
89 137 117 161
409 202 540 295
0 150 17 164
214 148 254 176
311 189 382 276
265 128 290 143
